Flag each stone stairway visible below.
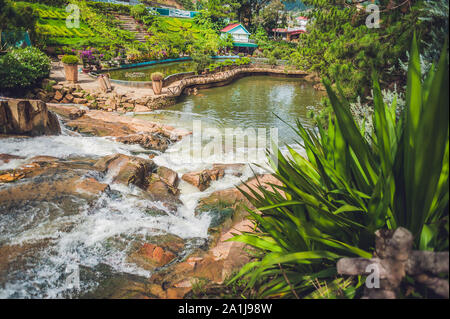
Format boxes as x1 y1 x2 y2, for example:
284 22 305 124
116 14 151 43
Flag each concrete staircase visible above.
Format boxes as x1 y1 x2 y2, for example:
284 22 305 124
116 14 151 43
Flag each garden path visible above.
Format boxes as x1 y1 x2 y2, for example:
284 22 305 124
115 14 151 43
50 61 183 99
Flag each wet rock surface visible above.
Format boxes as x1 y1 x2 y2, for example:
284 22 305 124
0 101 283 299
0 99 61 136
48 104 188 152
182 164 244 191
94 154 156 189
115 133 171 152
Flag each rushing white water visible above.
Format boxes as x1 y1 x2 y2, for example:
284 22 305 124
0 120 215 298
1 94 310 299
0 135 148 171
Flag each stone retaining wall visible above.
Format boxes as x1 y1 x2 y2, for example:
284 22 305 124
25 65 319 114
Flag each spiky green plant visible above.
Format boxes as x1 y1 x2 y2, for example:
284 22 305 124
228 34 449 299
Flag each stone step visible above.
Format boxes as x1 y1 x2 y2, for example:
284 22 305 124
115 14 151 42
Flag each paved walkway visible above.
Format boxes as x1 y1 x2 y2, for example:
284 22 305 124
51 61 309 101
50 61 181 99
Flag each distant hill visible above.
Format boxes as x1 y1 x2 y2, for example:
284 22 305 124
283 0 307 11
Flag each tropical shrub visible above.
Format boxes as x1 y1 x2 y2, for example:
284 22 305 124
228 35 449 299
191 50 213 73
130 4 147 21
87 1 131 15
0 47 51 90
151 72 164 81
61 54 79 65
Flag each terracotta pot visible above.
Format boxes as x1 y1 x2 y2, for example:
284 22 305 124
152 80 163 95
63 64 78 83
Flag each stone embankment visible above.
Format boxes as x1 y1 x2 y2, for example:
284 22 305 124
24 65 320 114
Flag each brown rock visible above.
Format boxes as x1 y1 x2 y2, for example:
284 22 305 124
94 154 156 189
72 92 85 98
54 90 64 101
212 164 245 175
47 104 189 140
68 108 86 120
136 97 150 105
74 177 109 196
166 288 190 299
73 98 88 104
141 243 156 257
129 243 177 270
146 178 181 210
0 99 61 136
182 169 225 192
36 91 49 102
134 104 150 113
152 246 164 263
28 156 59 163
157 166 179 189
115 134 171 152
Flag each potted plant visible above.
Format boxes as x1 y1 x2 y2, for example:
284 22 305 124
151 72 164 95
61 55 79 83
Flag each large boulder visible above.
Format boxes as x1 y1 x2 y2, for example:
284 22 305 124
146 166 182 211
0 99 61 136
94 154 156 189
181 164 244 192
127 234 185 271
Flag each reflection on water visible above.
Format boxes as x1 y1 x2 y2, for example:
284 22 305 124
135 76 323 145
109 59 227 82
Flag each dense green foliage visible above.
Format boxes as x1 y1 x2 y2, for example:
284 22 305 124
0 47 51 90
229 36 449 298
130 4 148 21
86 1 131 15
0 0 37 32
207 57 251 72
287 1 421 98
61 54 79 65
420 0 449 65
194 0 240 30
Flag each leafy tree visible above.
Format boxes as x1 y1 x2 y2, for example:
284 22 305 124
194 0 240 31
289 0 428 99
0 0 37 31
255 0 287 33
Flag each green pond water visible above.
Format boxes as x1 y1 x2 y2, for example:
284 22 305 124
135 76 323 145
108 59 227 82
